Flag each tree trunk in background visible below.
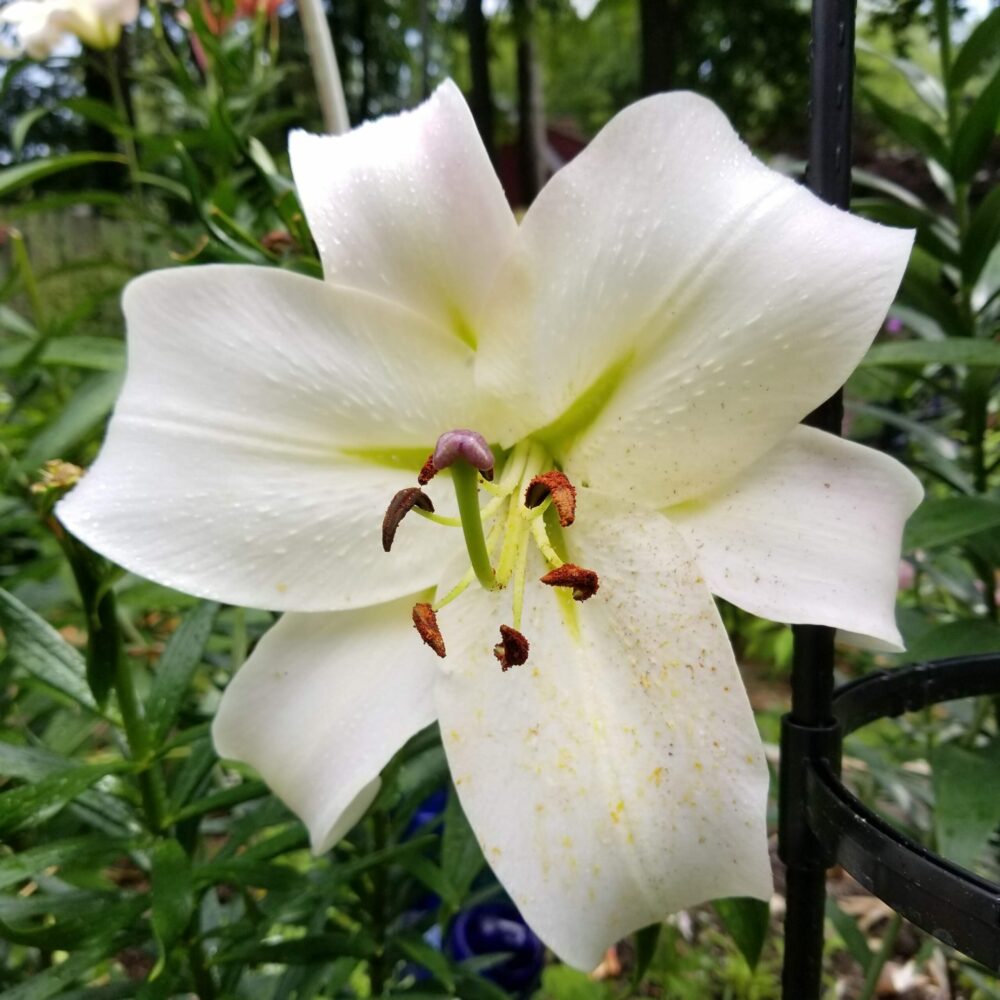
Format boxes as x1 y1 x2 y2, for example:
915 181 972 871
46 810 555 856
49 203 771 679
82 44 129 191
513 0 545 204
356 0 371 119
464 0 495 161
419 0 431 99
638 0 682 95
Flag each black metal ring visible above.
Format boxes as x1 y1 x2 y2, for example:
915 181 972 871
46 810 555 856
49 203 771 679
804 654 1000 970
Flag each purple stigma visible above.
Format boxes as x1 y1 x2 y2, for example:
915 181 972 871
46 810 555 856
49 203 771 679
432 429 495 477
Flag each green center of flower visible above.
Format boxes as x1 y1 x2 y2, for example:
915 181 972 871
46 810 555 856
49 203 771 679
382 431 599 670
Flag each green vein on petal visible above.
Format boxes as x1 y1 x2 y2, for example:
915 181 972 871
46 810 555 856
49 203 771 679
339 446 433 471
533 351 635 459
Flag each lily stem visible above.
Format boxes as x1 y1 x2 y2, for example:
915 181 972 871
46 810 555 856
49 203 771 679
113 628 167 833
451 462 497 591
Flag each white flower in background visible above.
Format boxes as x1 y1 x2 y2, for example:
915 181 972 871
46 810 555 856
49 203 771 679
0 0 137 58
57 81 921 969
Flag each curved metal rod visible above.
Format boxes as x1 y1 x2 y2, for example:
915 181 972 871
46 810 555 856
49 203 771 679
806 654 1000 971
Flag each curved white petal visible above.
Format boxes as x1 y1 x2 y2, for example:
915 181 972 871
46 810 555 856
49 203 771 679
478 92 912 499
213 597 439 853
435 492 771 970
57 265 477 611
290 80 517 338
1 0 66 56
669 426 923 649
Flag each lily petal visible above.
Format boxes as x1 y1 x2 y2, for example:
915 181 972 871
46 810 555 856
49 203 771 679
435 492 771 970
290 80 516 340
669 425 923 649
213 596 439 853
57 265 475 611
479 92 911 499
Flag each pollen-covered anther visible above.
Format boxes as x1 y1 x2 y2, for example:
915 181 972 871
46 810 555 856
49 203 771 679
524 471 577 527
494 624 529 671
382 487 434 552
540 563 600 601
432 429 495 481
417 454 437 485
412 602 446 658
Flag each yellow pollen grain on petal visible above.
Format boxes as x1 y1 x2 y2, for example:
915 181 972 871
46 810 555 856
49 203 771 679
561 835 573 849
649 767 663 787
275 582 288 593
449 729 462 743
610 800 625 824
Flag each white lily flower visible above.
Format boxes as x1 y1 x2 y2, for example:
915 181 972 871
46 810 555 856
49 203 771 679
0 0 137 57
57 81 921 970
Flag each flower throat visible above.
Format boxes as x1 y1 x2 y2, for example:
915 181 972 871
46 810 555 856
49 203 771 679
381 430 599 670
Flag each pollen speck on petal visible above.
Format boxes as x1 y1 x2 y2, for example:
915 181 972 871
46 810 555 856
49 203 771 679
412 602 446 658
382 487 435 552
494 624 529 671
540 563 599 601
525 471 577 527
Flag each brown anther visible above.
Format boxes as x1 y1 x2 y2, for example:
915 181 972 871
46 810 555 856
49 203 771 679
494 624 529 671
540 563 600 601
524 471 577 527
412 602 446 658
382 487 434 552
417 454 437 485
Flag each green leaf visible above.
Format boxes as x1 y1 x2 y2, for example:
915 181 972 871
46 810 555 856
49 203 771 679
0 763 125 835
40 336 125 371
213 932 372 965
862 88 949 165
0 836 135 891
713 897 769 971
857 41 947 117
0 894 144 951
950 8 1000 90
0 948 107 1000
964 184 1000 285
631 923 661 989
826 898 873 973
932 739 1000 871
905 619 1000 661
904 497 1000 550
398 853 458 907
150 839 194 978
22 371 123 470
11 107 50 154
0 588 98 711
536 966 610 1000
862 339 1000 369
897 267 969 340
0 152 126 199
952 65 1000 183
441 786 485 903
397 931 456 990
146 601 219 743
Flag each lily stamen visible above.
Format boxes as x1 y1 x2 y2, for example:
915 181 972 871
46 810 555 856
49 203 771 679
525 470 577 527
494 624 529 671
382 487 435 552
541 563 600 602
413 602 446 658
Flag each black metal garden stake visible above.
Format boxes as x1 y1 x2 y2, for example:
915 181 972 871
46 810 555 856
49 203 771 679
778 2 855 996
778 4 1000 994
